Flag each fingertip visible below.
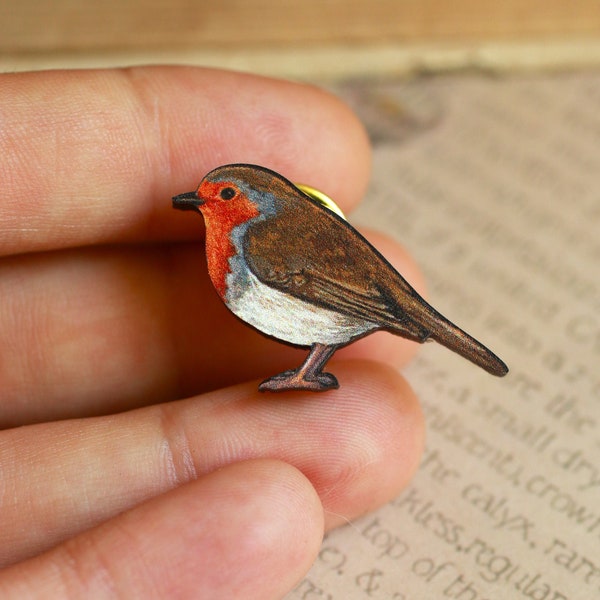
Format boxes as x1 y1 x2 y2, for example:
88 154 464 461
2 66 371 253
0 459 324 600
235 359 424 529
319 360 425 528
134 458 325 598
184 459 324 598
291 83 372 211
180 359 425 531
163 66 372 212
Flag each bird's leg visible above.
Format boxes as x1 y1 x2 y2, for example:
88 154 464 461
259 343 339 392
297 343 339 386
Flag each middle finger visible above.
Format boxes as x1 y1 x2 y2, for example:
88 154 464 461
1 233 423 426
0 362 423 567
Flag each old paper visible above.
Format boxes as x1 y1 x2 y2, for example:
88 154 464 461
288 72 600 599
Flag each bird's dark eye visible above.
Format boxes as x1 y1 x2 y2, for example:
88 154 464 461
220 187 236 200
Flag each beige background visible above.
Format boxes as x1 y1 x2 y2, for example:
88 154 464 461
2 1 600 76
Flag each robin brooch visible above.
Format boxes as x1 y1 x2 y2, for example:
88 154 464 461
173 164 508 392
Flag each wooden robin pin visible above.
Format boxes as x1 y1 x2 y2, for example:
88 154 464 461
173 164 508 392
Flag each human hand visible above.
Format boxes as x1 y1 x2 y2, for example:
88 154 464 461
0 66 424 599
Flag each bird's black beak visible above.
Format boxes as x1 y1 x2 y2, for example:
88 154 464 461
172 191 204 211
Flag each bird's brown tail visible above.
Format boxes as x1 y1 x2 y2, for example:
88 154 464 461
423 310 508 377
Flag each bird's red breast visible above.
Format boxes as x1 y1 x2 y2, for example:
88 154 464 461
197 180 260 298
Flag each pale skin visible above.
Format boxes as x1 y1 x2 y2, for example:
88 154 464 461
0 66 426 599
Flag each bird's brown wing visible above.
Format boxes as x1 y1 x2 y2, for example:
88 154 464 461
243 183 507 376
243 197 431 342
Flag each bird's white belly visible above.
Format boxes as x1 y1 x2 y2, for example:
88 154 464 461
226 271 377 346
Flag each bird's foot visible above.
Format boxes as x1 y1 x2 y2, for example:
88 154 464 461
259 369 339 393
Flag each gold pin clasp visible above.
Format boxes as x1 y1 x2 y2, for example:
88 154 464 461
294 183 347 220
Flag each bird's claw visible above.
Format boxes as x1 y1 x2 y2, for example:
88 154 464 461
258 370 339 392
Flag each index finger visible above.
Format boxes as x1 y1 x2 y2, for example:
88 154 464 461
1 66 371 256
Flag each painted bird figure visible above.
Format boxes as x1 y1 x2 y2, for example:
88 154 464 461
173 164 508 392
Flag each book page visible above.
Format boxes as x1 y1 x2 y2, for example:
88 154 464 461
287 72 600 599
